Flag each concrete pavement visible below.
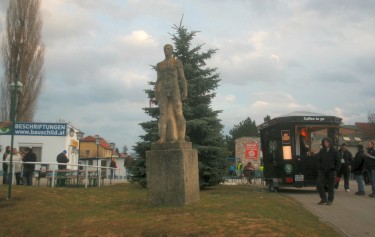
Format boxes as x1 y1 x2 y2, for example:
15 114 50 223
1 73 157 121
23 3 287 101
282 180 375 237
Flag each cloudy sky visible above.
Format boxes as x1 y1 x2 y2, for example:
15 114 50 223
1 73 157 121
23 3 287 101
0 0 374 152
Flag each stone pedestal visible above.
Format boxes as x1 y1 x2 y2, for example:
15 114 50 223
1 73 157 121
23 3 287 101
146 142 200 206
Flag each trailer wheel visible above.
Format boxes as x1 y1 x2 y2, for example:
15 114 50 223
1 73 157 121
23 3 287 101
267 181 279 193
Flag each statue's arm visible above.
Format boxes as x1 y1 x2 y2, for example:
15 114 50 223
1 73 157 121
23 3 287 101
176 59 187 100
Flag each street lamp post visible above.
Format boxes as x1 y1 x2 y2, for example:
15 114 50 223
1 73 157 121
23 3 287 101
75 131 84 187
95 135 100 186
68 127 74 168
69 128 75 137
109 142 115 182
7 75 23 200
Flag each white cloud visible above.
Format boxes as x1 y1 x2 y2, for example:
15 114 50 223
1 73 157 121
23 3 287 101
251 91 316 114
248 31 269 57
224 94 236 102
270 54 280 64
118 31 157 46
252 101 269 108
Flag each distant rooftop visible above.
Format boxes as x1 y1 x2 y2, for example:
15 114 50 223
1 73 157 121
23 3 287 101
279 111 328 117
355 123 375 139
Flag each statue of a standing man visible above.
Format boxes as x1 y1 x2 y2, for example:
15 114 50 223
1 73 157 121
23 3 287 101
155 44 187 143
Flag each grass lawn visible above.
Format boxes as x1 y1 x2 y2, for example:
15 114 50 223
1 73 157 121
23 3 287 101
0 183 340 237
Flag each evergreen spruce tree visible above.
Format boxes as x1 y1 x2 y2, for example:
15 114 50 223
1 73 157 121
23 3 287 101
225 117 259 157
129 21 227 188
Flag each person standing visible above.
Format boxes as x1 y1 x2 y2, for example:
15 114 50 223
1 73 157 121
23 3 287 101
243 162 255 183
351 145 366 195
56 150 69 187
57 150 69 170
22 148 37 186
2 146 10 184
6 148 23 185
317 137 341 205
109 157 117 179
364 140 375 198
229 164 235 177
335 143 353 192
237 161 243 177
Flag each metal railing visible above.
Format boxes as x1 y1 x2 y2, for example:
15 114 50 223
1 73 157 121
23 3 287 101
0 161 128 188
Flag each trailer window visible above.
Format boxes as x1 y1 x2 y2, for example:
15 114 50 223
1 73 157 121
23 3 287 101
296 126 339 156
295 129 310 156
283 146 292 160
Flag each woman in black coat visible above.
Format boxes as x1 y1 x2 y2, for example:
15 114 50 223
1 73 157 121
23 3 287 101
351 145 366 195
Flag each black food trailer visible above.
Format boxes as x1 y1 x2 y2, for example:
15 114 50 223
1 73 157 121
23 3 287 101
258 111 342 191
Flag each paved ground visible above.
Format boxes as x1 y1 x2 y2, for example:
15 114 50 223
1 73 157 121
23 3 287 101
281 180 375 237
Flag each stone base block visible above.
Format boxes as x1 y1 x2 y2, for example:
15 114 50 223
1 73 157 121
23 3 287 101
146 142 200 206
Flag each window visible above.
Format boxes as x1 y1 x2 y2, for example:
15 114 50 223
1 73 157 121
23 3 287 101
354 137 362 142
19 146 42 162
343 137 351 142
88 160 93 166
283 146 292 160
85 149 91 157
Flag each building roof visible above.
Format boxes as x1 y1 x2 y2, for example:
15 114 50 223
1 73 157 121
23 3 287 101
258 111 342 131
341 125 360 131
355 123 375 139
81 135 112 150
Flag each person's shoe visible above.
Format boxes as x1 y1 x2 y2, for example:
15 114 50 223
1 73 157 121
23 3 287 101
317 200 327 205
355 191 365 196
345 189 350 192
369 194 375 198
326 201 332 205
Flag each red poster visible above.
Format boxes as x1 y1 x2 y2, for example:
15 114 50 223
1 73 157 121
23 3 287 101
245 143 259 159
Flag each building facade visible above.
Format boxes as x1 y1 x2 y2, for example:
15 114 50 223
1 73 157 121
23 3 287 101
235 136 261 169
79 135 127 177
0 122 82 171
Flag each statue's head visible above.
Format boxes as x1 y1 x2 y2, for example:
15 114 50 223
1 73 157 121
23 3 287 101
164 44 173 57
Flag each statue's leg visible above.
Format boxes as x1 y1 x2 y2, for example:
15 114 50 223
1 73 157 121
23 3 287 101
174 98 186 142
167 102 178 141
158 96 168 143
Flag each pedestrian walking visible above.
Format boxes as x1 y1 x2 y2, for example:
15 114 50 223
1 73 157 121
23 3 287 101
317 137 341 205
351 145 366 195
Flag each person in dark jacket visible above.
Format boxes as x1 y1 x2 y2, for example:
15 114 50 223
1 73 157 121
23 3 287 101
109 157 117 179
22 148 37 186
317 137 341 205
2 146 10 184
56 150 69 187
335 143 353 192
364 140 375 198
57 150 69 170
351 145 366 195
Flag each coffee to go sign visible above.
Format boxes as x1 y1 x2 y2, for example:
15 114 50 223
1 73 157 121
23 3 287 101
246 143 259 159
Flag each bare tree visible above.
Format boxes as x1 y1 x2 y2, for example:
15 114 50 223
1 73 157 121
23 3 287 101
0 0 44 121
368 111 375 124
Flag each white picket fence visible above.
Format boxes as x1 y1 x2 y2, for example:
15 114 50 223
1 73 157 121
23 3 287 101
0 160 128 188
